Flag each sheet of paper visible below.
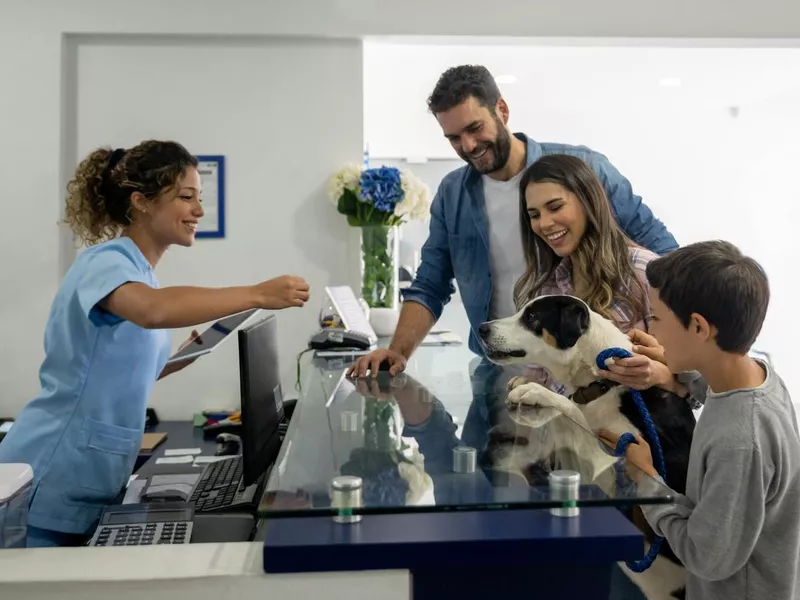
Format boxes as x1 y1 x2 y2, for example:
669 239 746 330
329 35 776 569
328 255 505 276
123 479 147 504
193 456 228 465
420 331 463 346
164 448 203 456
155 455 194 465
145 483 194 496
150 474 200 487
315 349 372 358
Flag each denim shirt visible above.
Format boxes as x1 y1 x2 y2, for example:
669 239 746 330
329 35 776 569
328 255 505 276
401 133 678 357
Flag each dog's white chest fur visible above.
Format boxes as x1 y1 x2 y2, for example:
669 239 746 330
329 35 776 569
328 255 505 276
581 389 642 438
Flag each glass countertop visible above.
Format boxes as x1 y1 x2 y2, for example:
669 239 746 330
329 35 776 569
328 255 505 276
257 344 674 518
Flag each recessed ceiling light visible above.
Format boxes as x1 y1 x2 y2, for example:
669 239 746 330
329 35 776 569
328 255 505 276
659 77 682 88
495 75 517 84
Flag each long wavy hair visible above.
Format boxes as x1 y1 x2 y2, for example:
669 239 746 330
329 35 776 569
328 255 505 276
513 154 648 325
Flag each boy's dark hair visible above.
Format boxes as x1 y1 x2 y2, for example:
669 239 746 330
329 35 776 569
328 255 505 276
646 240 769 354
427 65 502 115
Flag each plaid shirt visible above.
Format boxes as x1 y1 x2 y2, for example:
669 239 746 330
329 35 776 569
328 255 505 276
523 245 657 395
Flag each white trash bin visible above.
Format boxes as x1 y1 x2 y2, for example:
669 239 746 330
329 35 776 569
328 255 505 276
0 463 33 549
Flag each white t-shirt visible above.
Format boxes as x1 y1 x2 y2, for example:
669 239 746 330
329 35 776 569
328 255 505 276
482 170 527 320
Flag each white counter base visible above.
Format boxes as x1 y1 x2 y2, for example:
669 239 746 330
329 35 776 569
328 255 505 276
0 542 409 600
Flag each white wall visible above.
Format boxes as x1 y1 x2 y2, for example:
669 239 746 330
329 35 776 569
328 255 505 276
364 43 800 397
72 36 363 417
2 0 800 418
0 28 364 418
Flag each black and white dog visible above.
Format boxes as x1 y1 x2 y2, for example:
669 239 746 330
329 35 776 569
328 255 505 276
478 294 696 600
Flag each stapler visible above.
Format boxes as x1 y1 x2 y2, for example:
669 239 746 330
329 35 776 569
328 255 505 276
215 433 242 456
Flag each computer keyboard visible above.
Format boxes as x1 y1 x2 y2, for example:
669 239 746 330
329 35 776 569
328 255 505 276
188 456 259 513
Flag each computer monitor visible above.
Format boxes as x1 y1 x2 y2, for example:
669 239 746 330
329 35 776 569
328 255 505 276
238 314 285 487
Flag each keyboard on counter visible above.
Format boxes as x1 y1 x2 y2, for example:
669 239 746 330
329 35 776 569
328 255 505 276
188 455 264 513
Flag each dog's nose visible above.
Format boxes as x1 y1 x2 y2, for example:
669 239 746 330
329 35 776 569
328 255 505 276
478 323 491 339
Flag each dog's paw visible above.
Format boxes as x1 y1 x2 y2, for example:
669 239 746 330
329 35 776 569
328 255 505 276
509 406 562 429
507 375 530 391
507 382 557 408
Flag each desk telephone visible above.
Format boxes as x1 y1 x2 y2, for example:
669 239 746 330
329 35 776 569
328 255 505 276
309 328 371 351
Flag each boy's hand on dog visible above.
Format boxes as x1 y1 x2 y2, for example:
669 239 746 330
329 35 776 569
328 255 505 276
628 329 667 365
608 329 690 396
597 430 659 481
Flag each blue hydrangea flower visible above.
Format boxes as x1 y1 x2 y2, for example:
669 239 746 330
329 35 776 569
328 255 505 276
358 166 403 213
361 467 410 507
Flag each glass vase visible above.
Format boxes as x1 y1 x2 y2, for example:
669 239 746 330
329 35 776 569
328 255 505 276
362 397 404 453
359 225 400 310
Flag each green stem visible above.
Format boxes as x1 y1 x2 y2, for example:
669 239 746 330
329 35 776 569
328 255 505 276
360 225 396 309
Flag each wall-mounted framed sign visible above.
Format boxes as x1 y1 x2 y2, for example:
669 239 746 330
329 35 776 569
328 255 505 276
195 155 225 238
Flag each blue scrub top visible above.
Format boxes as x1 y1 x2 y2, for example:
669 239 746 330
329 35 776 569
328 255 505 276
0 237 171 534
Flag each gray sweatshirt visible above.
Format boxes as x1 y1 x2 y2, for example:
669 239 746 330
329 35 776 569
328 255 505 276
640 362 800 600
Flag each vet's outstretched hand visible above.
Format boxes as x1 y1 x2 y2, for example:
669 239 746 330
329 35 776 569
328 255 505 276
601 353 672 391
256 275 310 309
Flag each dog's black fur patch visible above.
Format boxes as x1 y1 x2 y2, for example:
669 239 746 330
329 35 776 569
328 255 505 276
520 295 590 349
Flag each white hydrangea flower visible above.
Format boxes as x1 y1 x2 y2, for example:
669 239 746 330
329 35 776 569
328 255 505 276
326 163 363 206
395 170 432 222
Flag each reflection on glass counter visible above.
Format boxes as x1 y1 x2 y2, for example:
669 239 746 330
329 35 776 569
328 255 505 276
257 348 673 518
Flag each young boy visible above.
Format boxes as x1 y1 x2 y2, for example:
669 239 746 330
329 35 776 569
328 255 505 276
603 240 800 600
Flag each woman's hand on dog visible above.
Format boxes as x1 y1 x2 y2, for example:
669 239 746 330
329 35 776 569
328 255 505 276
602 353 673 391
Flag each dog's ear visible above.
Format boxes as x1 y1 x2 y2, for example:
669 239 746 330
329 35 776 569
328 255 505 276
556 301 590 349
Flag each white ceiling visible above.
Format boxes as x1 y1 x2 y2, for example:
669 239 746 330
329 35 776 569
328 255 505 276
363 41 800 157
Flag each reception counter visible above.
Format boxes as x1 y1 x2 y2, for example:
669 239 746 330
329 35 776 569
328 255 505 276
256 346 673 599
0 331 672 600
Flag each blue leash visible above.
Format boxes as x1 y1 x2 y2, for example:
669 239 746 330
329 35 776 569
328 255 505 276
595 347 666 573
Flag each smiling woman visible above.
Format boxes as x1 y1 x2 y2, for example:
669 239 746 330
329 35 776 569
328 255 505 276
510 154 672 397
514 154 650 327
65 141 201 249
0 139 312 548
